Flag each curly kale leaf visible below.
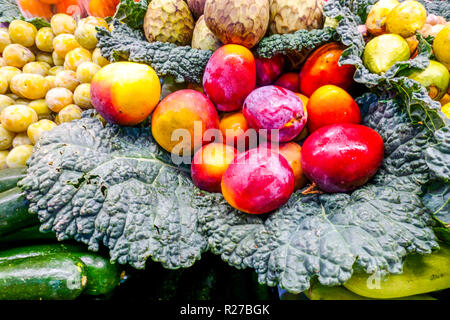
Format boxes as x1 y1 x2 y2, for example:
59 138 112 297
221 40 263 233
323 0 377 22
96 20 212 83
417 0 450 20
423 126 450 242
254 28 338 59
113 0 149 29
425 126 450 182
0 0 50 28
198 96 438 293
18 110 209 269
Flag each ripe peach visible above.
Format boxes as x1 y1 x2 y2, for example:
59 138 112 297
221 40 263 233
274 72 300 92
90 62 161 126
243 86 307 142
151 89 220 155
221 147 295 214
306 85 361 133
255 54 285 86
219 111 252 152
299 42 356 97
191 142 238 193
203 44 256 112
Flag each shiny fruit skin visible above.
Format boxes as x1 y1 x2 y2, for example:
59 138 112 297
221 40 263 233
221 147 294 214
16 0 53 21
151 89 220 155
1 105 38 133
73 83 92 109
407 60 450 100
64 48 92 71
54 70 80 92
55 104 83 124
255 54 285 86
365 0 399 36
88 0 120 18
10 73 50 100
27 119 57 144
203 44 256 112
8 20 37 47
433 25 450 70
0 125 14 150
45 87 73 112
0 30 11 54
363 34 410 75
299 42 355 97
6 144 33 168
385 0 427 38
306 85 361 133
91 62 161 126
22 62 51 76
2 44 35 69
442 103 450 118
191 142 238 192
76 62 101 83
51 13 77 35
219 111 251 152
259 141 307 191
52 34 81 58
92 48 110 67
301 123 384 193
274 72 299 92
243 85 307 142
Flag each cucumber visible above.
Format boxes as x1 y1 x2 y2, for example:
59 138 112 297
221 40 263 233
344 243 450 299
0 187 38 236
0 168 26 193
0 225 55 243
300 283 436 300
0 244 122 296
0 253 87 300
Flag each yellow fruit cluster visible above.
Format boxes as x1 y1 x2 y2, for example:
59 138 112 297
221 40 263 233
0 14 111 169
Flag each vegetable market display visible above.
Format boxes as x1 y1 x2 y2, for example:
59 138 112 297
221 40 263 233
0 0 448 300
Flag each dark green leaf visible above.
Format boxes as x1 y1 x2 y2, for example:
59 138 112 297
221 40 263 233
19 110 208 269
254 27 338 59
417 0 450 20
113 0 149 29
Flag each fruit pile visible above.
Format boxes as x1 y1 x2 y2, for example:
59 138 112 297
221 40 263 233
362 0 450 108
0 13 110 169
0 0 448 301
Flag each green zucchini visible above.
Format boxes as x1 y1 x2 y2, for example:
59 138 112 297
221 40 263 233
344 243 450 299
0 168 26 193
0 253 87 300
0 187 38 236
0 225 55 243
71 251 122 296
0 244 122 296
